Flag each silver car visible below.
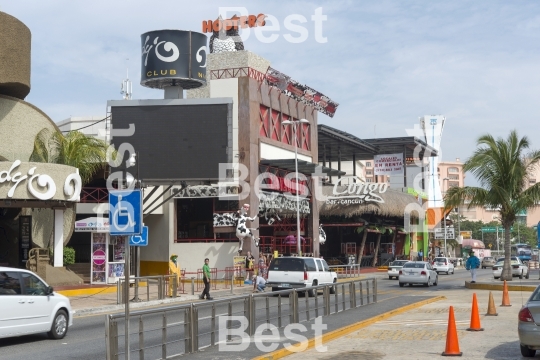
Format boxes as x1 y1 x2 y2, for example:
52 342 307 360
387 260 409 280
518 285 540 356
492 257 529 279
398 261 438 287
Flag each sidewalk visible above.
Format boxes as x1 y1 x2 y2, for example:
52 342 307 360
278 287 527 360
63 268 379 317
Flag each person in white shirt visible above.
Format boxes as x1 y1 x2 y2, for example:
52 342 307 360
252 274 266 292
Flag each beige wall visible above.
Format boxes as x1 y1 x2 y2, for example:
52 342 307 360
170 242 239 274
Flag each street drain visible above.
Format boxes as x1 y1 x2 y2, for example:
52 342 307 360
321 350 385 360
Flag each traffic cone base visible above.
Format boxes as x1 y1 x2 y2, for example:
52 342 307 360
442 306 462 357
501 280 512 307
466 327 484 331
486 291 498 316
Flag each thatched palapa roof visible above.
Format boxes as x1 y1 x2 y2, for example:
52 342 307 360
319 184 420 218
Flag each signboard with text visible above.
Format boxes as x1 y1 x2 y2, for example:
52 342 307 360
435 228 455 239
374 153 404 175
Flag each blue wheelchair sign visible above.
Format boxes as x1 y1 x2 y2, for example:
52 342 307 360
109 190 143 235
129 226 148 246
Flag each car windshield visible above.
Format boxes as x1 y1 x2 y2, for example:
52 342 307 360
391 261 408 266
483 257 493 261
402 263 425 269
434 258 446 262
495 260 520 266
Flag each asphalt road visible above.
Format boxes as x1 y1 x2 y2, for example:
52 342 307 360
0 267 518 360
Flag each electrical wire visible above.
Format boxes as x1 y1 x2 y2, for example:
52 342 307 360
61 115 110 133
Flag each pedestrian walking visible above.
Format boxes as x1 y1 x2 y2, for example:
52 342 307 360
418 249 424 261
168 254 181 297
252 274 266 292
199 258 213 300
465 251 480 283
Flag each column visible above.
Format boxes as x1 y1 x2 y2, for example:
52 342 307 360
54 209 64 267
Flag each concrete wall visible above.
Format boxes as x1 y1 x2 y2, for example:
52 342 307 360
169 242 239 274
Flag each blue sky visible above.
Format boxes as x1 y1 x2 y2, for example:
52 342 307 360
2 1 540 186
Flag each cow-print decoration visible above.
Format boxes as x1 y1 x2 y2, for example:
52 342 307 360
235 206 259 253
209 15 245 54
213 213 237 227
319 224 327 245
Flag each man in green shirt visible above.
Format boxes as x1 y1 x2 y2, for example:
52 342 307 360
200 258 213 300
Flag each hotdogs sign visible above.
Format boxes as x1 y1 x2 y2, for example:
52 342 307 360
0 160 82 201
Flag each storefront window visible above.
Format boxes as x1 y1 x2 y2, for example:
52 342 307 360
177 198 213 239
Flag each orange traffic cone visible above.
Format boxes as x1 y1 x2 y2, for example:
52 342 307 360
501 280 512 307
486 291 498 316
467 293 484 331
442 306 463 356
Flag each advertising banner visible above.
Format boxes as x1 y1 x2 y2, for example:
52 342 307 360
19 216 31 266
265 67 339 118
141 30 207 89
373 153 404 175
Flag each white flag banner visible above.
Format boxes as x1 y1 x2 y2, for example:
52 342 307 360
373 153 404 175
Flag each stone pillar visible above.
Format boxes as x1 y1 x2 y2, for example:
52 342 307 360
54 209 64 267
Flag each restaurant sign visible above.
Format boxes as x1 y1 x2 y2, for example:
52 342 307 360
325 177 388 205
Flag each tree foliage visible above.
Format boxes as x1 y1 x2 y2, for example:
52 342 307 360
444 131 540 281
30 128 109 185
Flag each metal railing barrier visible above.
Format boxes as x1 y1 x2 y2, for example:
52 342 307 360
106 278 377 359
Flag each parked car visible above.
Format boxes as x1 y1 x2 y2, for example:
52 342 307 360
0 267 73 339
481 256 496 269
518 284 540 357
492 257 529 279
398 261 438 287
387 260 409 280
432 257 455 275
267 257 338 296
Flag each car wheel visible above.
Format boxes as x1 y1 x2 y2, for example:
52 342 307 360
424 278 430 287
526 271 530 279
434 276 438 286
451 268 455 275
389 276 393 280
494 277 499 279
519 271 524 279
446 270 449 275
408 283 413 287
399 282 404 287
482 266 485 269
329 279 337 294
48 309 68 339
272 287 278 292
520 344 536 357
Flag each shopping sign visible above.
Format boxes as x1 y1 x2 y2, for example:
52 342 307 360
129 226 148 246
109 189 143 235
435 228 455 239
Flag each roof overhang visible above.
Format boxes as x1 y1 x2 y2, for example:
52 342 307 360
260 159 345 177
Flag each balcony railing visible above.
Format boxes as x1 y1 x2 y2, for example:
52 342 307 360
80 187 109 203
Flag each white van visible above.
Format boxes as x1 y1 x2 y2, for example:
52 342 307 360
266 257 337 296
0 267 74 339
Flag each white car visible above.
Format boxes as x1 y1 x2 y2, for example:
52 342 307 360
399 261 438 287
0 267 74 339
493 258 529 279
267 257 338 296
387 260 409 279
432 257 455 275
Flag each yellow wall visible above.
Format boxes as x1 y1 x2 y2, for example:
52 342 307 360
141 260 169 276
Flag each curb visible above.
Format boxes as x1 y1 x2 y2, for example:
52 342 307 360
252 295 446 360
57 286 117 297
465 281 536 292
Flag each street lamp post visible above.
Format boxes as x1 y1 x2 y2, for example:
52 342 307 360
282 118 309 256
127 153 141 303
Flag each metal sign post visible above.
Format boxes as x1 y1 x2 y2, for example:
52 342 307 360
109 189 143 360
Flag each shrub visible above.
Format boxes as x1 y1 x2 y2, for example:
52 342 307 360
63 247 76 265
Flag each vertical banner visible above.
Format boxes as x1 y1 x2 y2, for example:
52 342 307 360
19 216 31 266
374 153 404 175
92 232 107 284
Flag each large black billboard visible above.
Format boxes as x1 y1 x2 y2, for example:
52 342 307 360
111 101 231 182
141 30 207 89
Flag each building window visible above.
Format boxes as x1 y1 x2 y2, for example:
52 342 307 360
449 175 459 180
448 182 459 188
530 179 536 184
366 170 373 175
448 167 459 173
366 178 373 183
366 162 372 167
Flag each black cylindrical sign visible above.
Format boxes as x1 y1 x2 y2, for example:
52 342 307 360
141 30 207 89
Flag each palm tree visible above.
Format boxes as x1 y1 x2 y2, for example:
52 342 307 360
30 128 109 185
445 131 540 281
